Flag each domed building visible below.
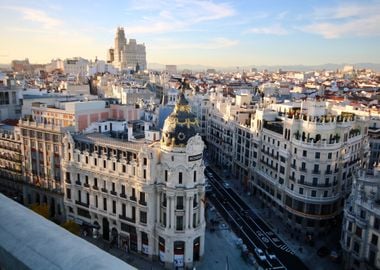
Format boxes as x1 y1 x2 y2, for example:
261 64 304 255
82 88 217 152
156 86 206 268
61 82 206 269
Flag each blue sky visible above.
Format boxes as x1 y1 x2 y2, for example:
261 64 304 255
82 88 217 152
0 0 379 66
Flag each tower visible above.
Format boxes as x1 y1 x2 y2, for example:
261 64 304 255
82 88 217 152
156 80 206 268
114 27 127 65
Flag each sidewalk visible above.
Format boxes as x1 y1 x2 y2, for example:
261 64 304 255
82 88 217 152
210 164 342 270
80 207 255 270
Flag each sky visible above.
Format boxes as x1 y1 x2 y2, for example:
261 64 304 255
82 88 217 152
0 0 379 67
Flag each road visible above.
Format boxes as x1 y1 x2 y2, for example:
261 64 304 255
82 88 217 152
205 166 309 270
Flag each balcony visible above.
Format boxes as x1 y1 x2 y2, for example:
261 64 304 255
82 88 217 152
75 181 81 186
75 200 89 208
101 188 108 193
299 167 307 172
325 170 332 175
110 191 117 196
119 214 135 223
139 200 147 206
83 183 90 188
120 193 127 198
130 196 137 202
92 185 99 190
312 170 321 175
65 178 71 184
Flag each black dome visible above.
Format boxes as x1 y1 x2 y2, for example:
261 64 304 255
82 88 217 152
162 92 198 147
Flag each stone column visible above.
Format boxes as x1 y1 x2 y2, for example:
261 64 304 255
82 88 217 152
156 191 160 223
189 196 194 229
170 195 175 229
166 196 170 228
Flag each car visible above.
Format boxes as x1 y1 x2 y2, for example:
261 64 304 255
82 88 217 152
254 248 266 261
266 250 276 260
223 182 231 188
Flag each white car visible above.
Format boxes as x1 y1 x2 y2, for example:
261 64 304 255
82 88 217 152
254 248 266 261
223 182 231 188
266 251 276 260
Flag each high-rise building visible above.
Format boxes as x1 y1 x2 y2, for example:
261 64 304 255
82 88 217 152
108 27 147 71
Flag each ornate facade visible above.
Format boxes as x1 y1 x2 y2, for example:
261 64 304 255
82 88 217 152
63 90 205 268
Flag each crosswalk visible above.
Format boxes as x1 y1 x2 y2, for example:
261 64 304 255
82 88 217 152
279 244 294 255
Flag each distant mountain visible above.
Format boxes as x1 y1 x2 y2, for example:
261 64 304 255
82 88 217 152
148 62 380 72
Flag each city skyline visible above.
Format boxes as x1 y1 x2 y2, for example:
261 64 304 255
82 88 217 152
0 0 379 66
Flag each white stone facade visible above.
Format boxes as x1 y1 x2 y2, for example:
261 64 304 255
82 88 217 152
341 168 380 270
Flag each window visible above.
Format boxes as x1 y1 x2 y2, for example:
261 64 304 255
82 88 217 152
177 196 184 210
94 178 98 187
193 194 198 207
355 226 362 238
280 166 285 174
328 152 332 159
374 218 380 230
311 190 316 197
112 182 115 192
294 148 297 154
371 234 378 246
353 242 360 254
121 185 125 195
140 211 147 224
193 171 197 182
140 192 146 204
95 195 98 208
85 175 88 184
103 198 107 211
179 172 183 184
299 188 303 195
122 165 126 173
66 188 71 199
313 164 319 173
176 216 183 231
78 190 81 202
94 158 97 166
143 158 147 166
113 162 116 171
122 203 126 216
143 169 146 179
165 170 168 182
315 152 320 159
303 150 307 157
85 156 88 164
103 160 106 168
112 200 116 214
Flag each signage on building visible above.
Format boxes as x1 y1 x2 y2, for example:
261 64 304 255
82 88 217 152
188 153 202 161
174 254 184 267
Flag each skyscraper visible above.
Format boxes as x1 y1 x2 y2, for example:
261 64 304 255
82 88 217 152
108 27 147 71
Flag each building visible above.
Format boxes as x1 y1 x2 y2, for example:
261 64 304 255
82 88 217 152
11 58 32 73
250 101 370 235
165 65 177 75
19 97 113 221
341 167 380 270
62 90 205 269
0 75 22 121
109 27 147 71
0 124 23 202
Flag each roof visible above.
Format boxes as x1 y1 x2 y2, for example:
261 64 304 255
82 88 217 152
0 194 135 270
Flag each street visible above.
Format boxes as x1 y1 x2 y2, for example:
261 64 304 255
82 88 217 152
205 166 309 270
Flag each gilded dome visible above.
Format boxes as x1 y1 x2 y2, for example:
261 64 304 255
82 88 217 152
161 91 198 147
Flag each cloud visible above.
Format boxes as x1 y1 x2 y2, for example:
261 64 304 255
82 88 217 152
302 3 380 38
126 0 235 34
5 6 62 29
245 25 288 35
